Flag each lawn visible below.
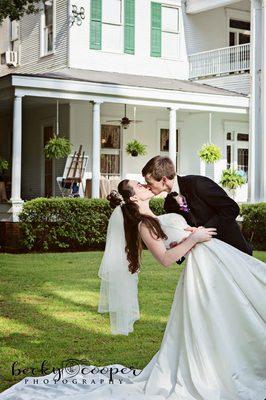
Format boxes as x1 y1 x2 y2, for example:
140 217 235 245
0 250 265 392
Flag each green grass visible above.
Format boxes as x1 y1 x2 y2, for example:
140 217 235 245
0 250 265 391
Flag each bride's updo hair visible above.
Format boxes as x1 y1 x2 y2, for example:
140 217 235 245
107 180 167 274
107 190 123 208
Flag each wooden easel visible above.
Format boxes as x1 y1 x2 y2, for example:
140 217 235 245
61 145 86 196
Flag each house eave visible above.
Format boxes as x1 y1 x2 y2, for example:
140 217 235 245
6 74 249 114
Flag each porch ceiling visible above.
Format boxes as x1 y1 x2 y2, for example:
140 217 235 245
186 0 245 14
0 69 249 114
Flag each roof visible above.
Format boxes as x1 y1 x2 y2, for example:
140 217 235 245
6 68 246 97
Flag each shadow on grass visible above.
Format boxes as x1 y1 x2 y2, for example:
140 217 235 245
0 251 178 392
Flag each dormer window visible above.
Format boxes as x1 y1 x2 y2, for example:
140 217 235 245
40 0 54 56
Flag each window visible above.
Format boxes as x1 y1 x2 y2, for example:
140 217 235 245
229 18 250 46
151 3 179 59
160 128 178 152
226 130 249 180
40 0 54 56
159 128 179 168
100 125 121 176
90 0 135 54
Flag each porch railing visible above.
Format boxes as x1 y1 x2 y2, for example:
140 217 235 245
188 43 250 79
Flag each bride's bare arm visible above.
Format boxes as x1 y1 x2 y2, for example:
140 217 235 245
139 223 216 267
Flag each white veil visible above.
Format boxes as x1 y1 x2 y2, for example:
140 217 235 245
97 205 140 335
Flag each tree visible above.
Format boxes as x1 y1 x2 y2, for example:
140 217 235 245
0 0 42 23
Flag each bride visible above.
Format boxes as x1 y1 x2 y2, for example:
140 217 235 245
0 179 265 400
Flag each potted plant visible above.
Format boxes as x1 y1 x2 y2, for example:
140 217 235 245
0 157 9 182
220 169 246 198
126 140 147 157
44 134 73 159
198 143 222 164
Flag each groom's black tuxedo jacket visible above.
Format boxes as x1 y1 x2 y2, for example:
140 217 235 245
164 175 253 256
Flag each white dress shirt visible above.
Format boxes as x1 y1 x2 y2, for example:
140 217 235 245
171 176 181 195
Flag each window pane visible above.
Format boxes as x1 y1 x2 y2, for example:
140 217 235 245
229 32 235 47
101 125 121 149
229 19 250 31
162 6 178 32
237 133 249 141
227 145 231 169
162 32 179 58
239 33 250 44
237 148 248 178
102 24 123 52
102 0 121 24
45 3 53 26
160 128 178 151
227 132 232 140
101 154 120 174
47 25 53 51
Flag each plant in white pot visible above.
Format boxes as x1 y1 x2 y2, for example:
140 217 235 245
220 169 246 198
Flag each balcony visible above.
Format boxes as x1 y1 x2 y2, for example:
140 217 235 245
188 43 250 80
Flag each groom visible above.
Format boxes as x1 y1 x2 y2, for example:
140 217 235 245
142 155 253 256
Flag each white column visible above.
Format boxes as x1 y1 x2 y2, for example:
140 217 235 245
91 101 102 198
249 0 262 202
261 0 266 200
10 95 24 222
168 107 177 170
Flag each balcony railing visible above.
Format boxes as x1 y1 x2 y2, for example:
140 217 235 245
188 43 250 79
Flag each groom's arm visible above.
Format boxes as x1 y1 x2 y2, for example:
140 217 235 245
195 177 239 230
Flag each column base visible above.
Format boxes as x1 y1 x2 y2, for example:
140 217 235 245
9 199 24 222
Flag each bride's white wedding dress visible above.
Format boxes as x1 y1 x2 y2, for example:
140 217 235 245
1 214 265 400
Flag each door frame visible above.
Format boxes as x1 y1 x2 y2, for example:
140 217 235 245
100 118 123 178
156 119 182 173
40 117 56 197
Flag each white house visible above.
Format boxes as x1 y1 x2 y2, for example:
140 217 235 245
0 0 265 222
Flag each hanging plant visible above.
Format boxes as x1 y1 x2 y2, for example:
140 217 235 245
44 134 72 159
198 143 222 164
0 157 9 174
126 140 147 157
220 169 246 190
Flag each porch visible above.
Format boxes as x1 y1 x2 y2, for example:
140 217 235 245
188 43 250 80
0 69 250 221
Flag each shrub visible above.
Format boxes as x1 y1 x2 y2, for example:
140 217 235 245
19 198 112 251
241 203 266 251
19 197 166 251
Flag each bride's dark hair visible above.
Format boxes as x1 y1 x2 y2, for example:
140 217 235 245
107 180 167 274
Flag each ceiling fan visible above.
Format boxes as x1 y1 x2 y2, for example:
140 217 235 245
105 104 143 129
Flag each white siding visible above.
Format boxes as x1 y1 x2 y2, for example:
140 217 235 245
194 73 251 95
0 0 68 77
69 0 189 80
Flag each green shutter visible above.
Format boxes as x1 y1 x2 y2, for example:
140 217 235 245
90 0 102 49
150 2 161 57
124 0 135 54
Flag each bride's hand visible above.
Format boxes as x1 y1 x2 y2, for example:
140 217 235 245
190 227 217 244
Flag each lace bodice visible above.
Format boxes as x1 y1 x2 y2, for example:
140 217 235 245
157 213 191 249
